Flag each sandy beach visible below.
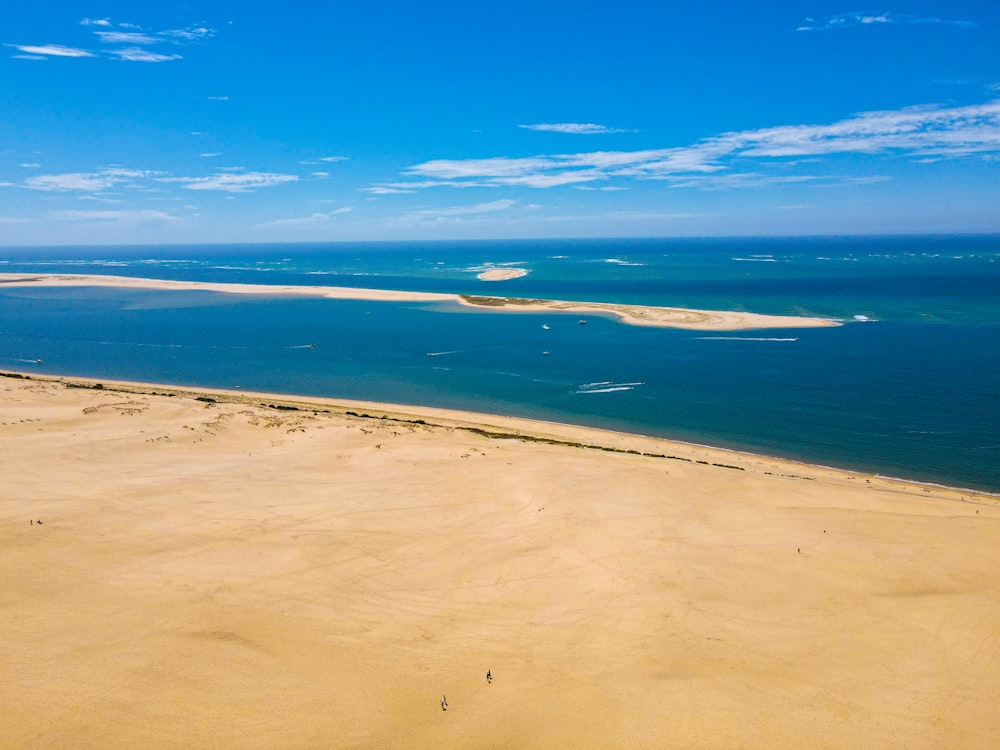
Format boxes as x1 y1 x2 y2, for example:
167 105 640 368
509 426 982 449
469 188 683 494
0 273 838 330
2 372 997 748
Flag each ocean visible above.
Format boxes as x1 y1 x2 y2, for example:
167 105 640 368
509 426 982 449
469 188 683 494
2 235 998 491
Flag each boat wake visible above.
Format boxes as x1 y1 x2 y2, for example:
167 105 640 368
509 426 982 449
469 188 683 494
694 336 799 342
575 381 644 394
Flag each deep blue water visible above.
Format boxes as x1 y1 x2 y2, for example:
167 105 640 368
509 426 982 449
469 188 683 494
1 236 998 491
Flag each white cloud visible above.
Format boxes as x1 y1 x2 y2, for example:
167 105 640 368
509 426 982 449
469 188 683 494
100 167 149 178
24 167 151 192
159 26 215 42
255 207 353 229
94 31 156 45
162 171 299 192
0 216 33 224
9 44 93 58
385 100 1000 191
319 156 349 162
80 18 112 27
48 209 180 223
363 186 416 195
26 173 116 192
19 163 41 168
519 123 631 134
78 194 123 203
408 199 517 218
207 96 229 101
311 171 329 177
109 47 182 62
797 12 975 31
200 152 221 158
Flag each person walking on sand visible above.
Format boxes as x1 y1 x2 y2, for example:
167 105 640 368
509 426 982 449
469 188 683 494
441 695 447 711
486 670 492 683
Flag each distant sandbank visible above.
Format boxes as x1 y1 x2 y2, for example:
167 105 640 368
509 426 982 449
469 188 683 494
0 272 839 330
476 267 529 281
2 370 997 749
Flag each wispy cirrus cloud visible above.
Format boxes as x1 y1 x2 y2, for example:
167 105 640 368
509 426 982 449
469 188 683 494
255 207 353 229
519 123 632 134
108 48 182 63
12 17 216 63
796 12 976 31
94 31 156 45
25 168 151 192
407 199 518 218
47 209 180 223
161 171 299 192
159 27 215 42
376 100 1000 191
363 186 417 195
8 43 94 58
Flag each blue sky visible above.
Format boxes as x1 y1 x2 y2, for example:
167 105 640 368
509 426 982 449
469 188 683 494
1 1 999 245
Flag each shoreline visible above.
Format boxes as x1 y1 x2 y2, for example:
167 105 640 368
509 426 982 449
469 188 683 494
0 272 840 331
3 370 994 499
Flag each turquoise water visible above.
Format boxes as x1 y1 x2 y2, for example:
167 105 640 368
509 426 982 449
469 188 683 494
2 236 998 491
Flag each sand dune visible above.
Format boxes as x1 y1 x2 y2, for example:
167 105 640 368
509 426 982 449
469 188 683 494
0 272 838 330
1 372 997 748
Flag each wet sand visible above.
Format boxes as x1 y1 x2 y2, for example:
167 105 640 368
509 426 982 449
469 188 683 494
1 372 997 749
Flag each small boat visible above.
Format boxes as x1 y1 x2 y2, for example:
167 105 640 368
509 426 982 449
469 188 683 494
542 324 550 330
308 343 316 349
542 351 550 356
578 319 587 325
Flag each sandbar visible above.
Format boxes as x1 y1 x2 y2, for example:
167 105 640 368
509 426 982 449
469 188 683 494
476 268 529 281
1 371 997 749
0 272 839 330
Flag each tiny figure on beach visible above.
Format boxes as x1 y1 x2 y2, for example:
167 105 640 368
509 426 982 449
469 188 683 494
487 670 492 683
440 695 448 711
797 548 801 554
37 520 43 525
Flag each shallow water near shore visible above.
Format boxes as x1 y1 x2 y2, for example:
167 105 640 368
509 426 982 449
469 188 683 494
2 235 999 490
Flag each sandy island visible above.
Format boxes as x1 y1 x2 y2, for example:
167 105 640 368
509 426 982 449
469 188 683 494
476 268 529 281
0 273 839 331
1 371 997 749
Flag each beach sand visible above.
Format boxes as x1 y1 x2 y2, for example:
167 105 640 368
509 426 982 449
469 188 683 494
1 372 997 748
0 273 838 330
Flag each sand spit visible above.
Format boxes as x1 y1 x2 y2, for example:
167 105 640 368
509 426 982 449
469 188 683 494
458 294 839 330
1 371 998 749
0 272 838 330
